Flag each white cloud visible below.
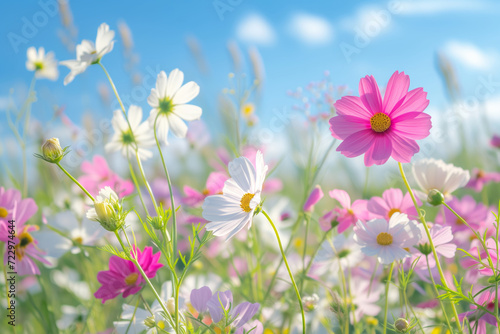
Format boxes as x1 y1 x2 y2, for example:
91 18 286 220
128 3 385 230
443 40 496 70
339 5 394 36
397 0 490 15
288 13 333 45
236 14 276 46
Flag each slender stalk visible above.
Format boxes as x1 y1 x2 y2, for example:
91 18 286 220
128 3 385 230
127 158 149 216
114 230 176 327
56 162 95 202
398 162 463 333
425 256 453 332
262 209 306 334
135 152 160 215
21 75 37 197
383 262 395 334
153 116 178 264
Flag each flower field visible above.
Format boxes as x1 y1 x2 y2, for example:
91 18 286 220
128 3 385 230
1 2 500 333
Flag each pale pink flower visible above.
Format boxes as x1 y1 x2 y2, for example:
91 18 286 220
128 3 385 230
416 224 456 259
330 71 431 166
78 155 134 198
329 189 371 233
353 213 421 264
466 168 500 192
183 172 227 207
462 238 498 277
490 134 500 149
367 188 418 220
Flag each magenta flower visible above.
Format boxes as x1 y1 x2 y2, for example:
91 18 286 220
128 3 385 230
183 172 227 207
436 195 489 233
78 155 134 198
0 197 49 275
94 246 163 303
330 71 431 166
466 168 500 192
367 188 418 220
459 288 499 334
303 185 324 212
329 189 371 233
490 134 500 149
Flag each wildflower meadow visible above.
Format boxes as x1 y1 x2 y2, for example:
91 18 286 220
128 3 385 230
2 1 500 333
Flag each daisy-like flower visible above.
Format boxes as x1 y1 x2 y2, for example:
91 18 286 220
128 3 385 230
412 158 470 201
26 47 58 80
367 188 418 220
147 69 202 145
0 187 35 222
94 246 163 303
183 172 227 207
353 212 421 264
329 71 431 166
462 238 498 277
315 232 363 274
105 105 155 160
466 168 500 192
328 189 371 233
60 23 115 85
202 151 268 240
78 155 134 198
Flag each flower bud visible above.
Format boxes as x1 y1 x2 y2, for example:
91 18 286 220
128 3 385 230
86 187 126 231
427 189 444 206
394 318 410 333
41 137 64 163
166 297 175 314
148 216 164 230
302 294 319 312
95 202 115 224
303 185 324 212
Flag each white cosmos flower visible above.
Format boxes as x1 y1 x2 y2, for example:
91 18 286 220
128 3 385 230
202 151 268 240
412 158 470 201
60 23 115 85
86 186 119 222
147 69 201 145
353 213 421 265
26 47 59 80
106 105 155 160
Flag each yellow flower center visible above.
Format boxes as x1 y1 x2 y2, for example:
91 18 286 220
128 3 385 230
242 103 255 117
157 320 165 329
376 232 393 246
0 207 8 218
73 236 83 244
124 272 139 285
15 228 35 261
240 193 255 212
370 112 391 133
455 218 464 225
34 61 44 70
159 98 174 115
202 189 210 196
388 208 401 218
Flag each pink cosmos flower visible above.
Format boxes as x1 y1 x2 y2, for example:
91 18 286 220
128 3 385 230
329 189 371 233
436 195 489 233
330 71 431 166
94 246 163 303
0 198 49 275
303 185 324 212
490 134 500 149
462 238 497 277
78 155 134 198
459 288 499 334
416 224 456 259
466 168 500 192
318 210 340 232
183 172 227 207
367 188 419 220
0 187 32 221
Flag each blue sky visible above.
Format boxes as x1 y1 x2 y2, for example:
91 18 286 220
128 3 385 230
2 0 500 137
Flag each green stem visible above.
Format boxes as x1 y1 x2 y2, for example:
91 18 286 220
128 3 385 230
262 209 306 334
135 151 160 215
21 75 37 197
56 162 95 202
425 256 453 333
398 162 463 333
153 116 178 264
383 262 395 334
127 158 150 216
